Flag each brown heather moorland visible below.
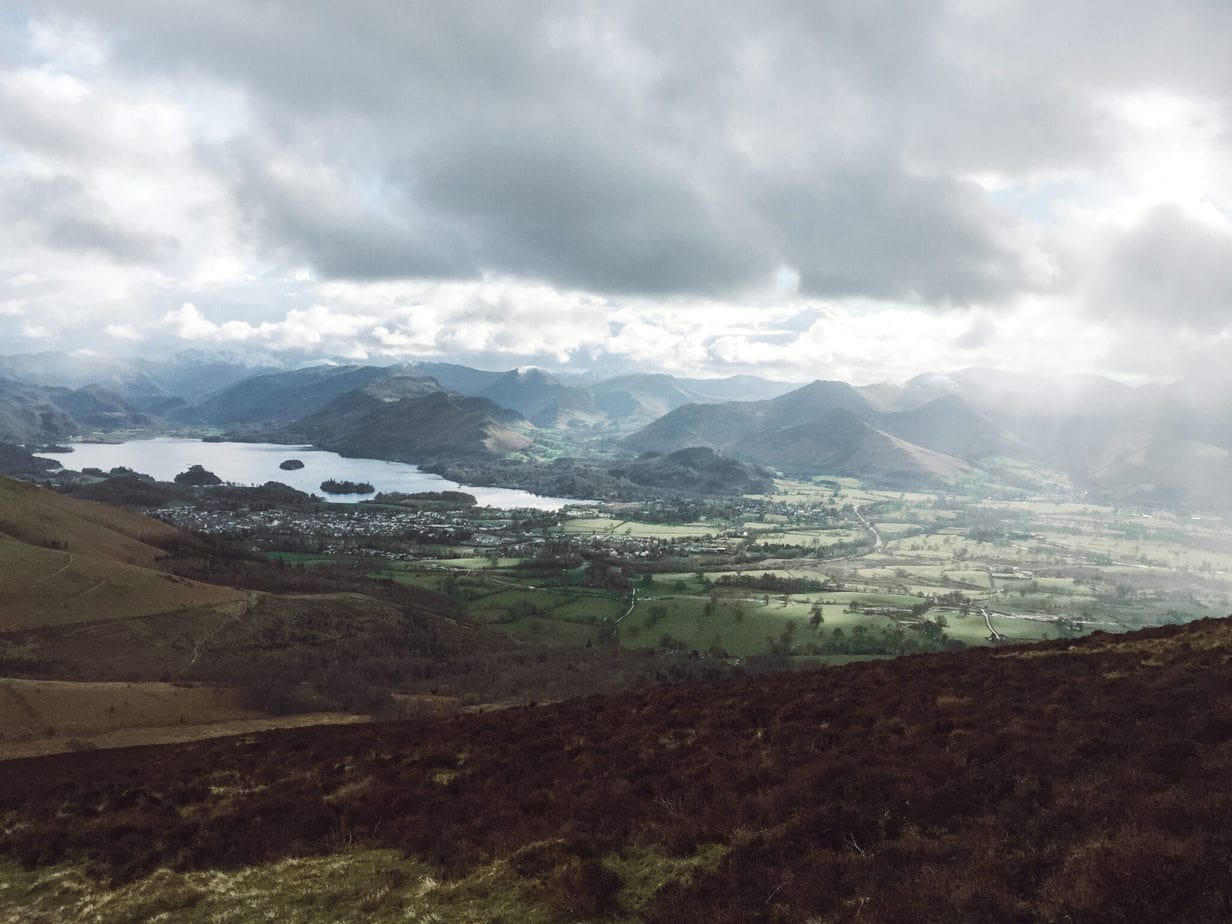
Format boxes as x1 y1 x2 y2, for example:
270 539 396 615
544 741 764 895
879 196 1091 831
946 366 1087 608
1 617 1230 921
0 477 709 767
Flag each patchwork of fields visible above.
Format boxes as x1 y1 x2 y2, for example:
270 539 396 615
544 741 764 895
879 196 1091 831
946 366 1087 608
353 475 1232 660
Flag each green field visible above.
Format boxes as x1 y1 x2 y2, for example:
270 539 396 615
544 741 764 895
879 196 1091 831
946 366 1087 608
258 469 1232 663
561 519 721 539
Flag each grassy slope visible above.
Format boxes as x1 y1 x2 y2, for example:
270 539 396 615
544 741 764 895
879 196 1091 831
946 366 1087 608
0 678 368 760
0 476 183 565
0 479 688 757
1 617 1229 922
0 477 243 631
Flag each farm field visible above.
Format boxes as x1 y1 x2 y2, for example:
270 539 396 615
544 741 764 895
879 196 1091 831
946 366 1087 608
364 473 1232 661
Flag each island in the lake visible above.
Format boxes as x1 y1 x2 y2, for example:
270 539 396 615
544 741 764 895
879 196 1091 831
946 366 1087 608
320 478 375 495
279 458 305 470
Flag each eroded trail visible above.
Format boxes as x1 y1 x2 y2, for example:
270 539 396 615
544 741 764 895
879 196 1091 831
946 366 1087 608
32 551 73 586
186 593 260 668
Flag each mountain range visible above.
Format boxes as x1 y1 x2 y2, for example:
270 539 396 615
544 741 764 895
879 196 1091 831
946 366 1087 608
1 350 1230 508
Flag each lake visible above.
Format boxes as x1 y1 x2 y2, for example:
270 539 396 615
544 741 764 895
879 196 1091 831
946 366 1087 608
59 438 579 511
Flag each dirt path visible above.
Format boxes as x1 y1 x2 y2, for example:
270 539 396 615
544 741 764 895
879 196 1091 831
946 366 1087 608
186 593 259 669
32 551 73 586
0 682 41 724
72 579 108 600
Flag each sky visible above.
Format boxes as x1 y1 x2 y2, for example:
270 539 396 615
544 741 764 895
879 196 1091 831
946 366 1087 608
1 1 1231 384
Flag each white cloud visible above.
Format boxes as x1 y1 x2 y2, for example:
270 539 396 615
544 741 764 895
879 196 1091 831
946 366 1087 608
3 3 1232 382
103 323 143 341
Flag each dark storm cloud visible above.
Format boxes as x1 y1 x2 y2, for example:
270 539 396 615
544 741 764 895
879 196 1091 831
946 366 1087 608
2 173 177 263
20 1 1232 306
757 166 1034 304
410 124 772 295
1095 204 1232 332
216 139 475 281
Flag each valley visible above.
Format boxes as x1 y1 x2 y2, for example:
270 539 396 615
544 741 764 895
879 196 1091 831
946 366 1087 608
6 4 1232 918
1 351 1231 920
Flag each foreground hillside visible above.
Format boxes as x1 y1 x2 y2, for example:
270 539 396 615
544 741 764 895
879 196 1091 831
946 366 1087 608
1 618 1229 921
0 478 680 758
0 477 245 632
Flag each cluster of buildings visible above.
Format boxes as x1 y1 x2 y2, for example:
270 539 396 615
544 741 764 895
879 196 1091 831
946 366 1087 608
152 504 482 552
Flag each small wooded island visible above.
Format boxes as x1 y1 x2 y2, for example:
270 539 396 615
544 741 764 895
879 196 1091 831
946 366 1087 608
319 478 375 495
279 459 305 470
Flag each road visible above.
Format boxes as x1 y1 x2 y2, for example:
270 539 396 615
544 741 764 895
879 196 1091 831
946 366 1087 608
978 606 1006 641
616 587 638 623
852 505 883 550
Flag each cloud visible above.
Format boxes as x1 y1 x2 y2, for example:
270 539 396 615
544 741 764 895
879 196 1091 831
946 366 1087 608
1093 204 1232 333
1 172 178 263
2 2 1232 381
758 166 1050 304
19 1 1072 302
103 322 142 340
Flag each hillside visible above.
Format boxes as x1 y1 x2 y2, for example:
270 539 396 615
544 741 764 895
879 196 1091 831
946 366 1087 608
880 394 1021 459
0 477 679 757
479 368 602 428
730 409 972 483
41 384 153 430
304 391 533 462
1084 431 1232 508
611 447 775 495
626 381 973 485
626 379 875 455
0 352 173 406
0 476 244 631
183 365 408 425
589 373 710 427
0 379 158 444
1 617 1229 920
0 378 81 444
0 442 61 476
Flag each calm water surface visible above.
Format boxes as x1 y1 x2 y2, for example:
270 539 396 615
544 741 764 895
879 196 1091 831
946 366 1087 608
60 438 578 511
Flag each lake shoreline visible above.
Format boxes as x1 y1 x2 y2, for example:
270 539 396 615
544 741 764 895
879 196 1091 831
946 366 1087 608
61 437 581 511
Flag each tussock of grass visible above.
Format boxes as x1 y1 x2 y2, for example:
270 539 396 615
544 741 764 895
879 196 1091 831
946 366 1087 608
604 842 728 912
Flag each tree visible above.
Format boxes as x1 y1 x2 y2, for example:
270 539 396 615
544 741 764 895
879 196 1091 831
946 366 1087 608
809 604 824 633
174 464 222 486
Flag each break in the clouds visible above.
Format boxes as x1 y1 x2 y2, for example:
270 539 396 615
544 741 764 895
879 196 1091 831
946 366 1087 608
1 2 1232 382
